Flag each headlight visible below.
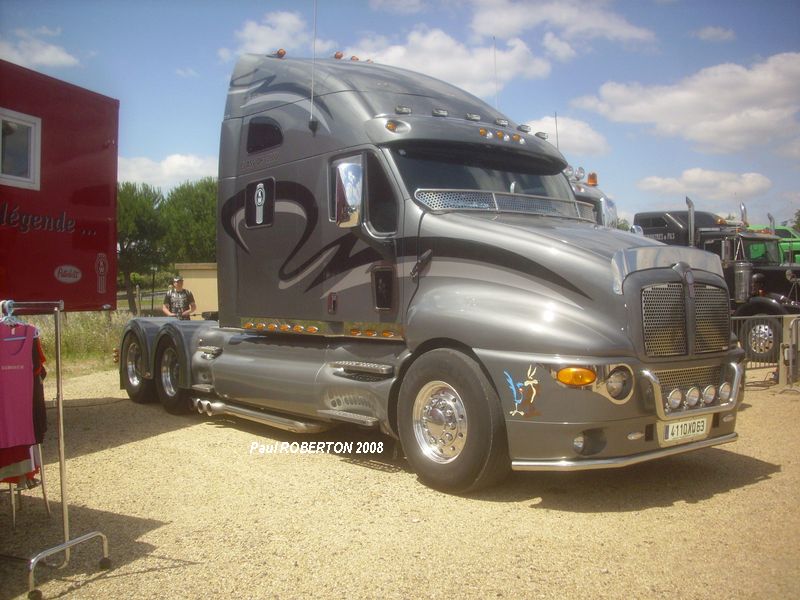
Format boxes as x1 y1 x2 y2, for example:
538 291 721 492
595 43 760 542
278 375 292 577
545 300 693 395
702 385 717 405
667 388 683 410
606 368 632 399
719 382 732 402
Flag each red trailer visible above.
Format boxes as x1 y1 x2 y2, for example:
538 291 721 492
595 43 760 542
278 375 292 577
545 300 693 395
0 59 118 311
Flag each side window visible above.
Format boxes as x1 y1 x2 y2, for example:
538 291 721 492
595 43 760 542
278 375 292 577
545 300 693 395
246 117 282 154
365 153 398 234
1 107 41 190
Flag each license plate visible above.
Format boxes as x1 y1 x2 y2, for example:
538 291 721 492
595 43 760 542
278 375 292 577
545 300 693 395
659 416 710 445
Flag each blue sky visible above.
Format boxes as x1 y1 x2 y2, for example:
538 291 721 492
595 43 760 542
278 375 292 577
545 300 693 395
2 0 798 225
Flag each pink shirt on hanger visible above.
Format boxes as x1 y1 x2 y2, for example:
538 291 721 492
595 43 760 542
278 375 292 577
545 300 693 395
0 322 36 448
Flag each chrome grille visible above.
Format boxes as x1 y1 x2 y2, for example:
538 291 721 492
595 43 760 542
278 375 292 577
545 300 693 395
642 282 730 357
642 283 686 356
654 365 723 393
693 284 730 353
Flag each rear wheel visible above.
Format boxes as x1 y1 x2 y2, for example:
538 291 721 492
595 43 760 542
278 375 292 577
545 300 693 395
155 337 190 414
398 348 510 493
121 333 155 403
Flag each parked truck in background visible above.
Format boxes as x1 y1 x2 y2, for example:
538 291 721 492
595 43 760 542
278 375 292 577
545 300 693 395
566 167 619 228
120 53 744 492
748 217 800 264
634 200 800 362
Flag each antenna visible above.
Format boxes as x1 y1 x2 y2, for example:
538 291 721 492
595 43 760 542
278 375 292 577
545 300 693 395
492 36 499 110
308 0 319 133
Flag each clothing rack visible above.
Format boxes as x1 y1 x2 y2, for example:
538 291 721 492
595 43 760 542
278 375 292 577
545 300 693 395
1 300 110 598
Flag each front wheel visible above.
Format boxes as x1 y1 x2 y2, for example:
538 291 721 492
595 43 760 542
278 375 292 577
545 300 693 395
398 348 510 493
154 337 191 414
742 315 781 363
121 333 155 403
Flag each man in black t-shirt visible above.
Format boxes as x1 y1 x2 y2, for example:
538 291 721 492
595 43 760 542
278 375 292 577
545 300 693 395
162 275 196 320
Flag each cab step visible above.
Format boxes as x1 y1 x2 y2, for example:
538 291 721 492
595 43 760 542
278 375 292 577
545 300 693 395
317 409 379 427
329 361 394 376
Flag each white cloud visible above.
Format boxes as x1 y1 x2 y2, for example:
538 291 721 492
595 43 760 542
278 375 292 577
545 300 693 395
523 115 610 157
574 52 800 154
369 0 427 14
469 0 655 44
219 11 337 61
346 27 550 98
118 155 217 192
542 32 576 62
637 168 772 205
0 28 79 68
692 26 735 42
176 67 198 78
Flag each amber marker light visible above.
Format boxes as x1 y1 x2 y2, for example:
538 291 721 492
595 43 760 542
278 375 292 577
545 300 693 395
244 322 254 329
307 326 319 334
256 323 266 331
350 328 362 336
557 367 597 387
381 331 395 338
267 323 278 332
279 324 291 332
293 325 305 333
386 120 398 132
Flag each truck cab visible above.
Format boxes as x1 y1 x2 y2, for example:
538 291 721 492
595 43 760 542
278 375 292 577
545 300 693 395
121 54 745 492
566 168 619 228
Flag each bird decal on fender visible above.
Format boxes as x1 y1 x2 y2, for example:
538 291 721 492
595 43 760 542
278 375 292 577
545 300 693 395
504 366 541 417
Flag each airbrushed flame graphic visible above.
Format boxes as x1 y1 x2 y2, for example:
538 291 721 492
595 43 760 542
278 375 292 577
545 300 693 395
220 180 383 293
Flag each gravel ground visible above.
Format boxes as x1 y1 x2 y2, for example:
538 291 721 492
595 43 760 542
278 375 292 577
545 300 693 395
1 369 799 599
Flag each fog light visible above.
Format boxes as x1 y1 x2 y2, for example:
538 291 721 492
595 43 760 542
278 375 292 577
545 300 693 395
719 382 732 402
573 434 585 452
667 388 683 410
606 368 632 399
686 386 701 407
702 385 717 405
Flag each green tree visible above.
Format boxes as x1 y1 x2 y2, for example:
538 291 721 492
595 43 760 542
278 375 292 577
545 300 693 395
793 208 800 231
117 182 167 313
617 217 631 231
160 177 217 262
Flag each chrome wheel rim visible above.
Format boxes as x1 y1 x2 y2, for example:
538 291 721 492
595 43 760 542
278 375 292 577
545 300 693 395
160 347 179 397
125 341 143 389
412 381 468 464
749 323 774 354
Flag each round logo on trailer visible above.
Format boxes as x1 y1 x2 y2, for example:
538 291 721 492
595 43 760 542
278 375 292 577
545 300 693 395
55 265 82 284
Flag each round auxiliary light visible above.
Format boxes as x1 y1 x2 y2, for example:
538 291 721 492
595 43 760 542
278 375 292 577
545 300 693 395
719 382 732 402
666 388 683 410
686 386 701 408
606 368 631 399
702 385 717 405
573 434 585 453
557 367 597 387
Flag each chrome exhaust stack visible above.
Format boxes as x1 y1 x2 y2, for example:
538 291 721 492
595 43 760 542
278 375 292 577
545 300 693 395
191 397 332 434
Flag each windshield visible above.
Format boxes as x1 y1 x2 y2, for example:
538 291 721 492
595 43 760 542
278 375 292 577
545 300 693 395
743 239 782 264
389 144 574 202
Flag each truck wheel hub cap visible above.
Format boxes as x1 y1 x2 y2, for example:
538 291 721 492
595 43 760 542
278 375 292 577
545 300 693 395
412 381 467 464
749 324 774 353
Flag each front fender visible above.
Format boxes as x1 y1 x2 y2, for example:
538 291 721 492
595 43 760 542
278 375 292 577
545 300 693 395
734 296 788 316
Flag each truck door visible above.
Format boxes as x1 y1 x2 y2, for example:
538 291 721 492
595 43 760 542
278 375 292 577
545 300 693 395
328 150 404 334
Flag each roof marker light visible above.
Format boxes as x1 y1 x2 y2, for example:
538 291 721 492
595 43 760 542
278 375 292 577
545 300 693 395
517 124 532 133
495 118 509 127
535 131 548 140
395 105 412 115
350 56 360 61
465 113 481 121
432 108 448 117
274 49 286 58
334 51 344 59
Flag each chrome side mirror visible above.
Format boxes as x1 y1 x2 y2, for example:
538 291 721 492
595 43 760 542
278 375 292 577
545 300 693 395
630 225 644 236
334 157 363 228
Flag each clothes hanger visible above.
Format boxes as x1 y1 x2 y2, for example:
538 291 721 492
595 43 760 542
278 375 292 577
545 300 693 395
1 300 39 341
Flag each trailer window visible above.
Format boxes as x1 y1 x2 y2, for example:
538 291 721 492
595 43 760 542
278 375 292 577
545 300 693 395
1 107 41 190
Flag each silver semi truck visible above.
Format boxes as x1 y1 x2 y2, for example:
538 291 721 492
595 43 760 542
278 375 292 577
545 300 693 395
120 53 745 492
